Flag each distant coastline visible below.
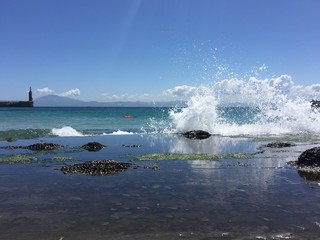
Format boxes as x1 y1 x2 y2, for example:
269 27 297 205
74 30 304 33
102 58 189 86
0 87 33 107
34 95 186 107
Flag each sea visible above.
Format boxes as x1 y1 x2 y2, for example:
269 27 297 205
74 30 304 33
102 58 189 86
1 79 320 239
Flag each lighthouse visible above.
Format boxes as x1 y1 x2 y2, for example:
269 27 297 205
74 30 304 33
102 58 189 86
29 87 33 102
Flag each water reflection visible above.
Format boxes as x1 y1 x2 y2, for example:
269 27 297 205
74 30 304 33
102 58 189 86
1 135 320 239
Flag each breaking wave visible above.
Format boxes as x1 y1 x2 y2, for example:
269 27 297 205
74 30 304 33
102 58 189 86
51 126 85 137
169 75 320 137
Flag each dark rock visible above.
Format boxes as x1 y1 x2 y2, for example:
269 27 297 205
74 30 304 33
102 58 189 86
82 142 105 152
297 147 320 166
27 143 62 151
182 130 211 140
265 142 295 148
298 170 320 181
311 100 320 108
61 160 133 176
5 138 17 142
0 145 22 150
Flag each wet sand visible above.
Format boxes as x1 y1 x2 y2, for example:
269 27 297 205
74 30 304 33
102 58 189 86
0 135 320 239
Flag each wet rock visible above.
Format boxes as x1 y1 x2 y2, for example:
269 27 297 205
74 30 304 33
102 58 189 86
182 130 211 140
297 147 320 166
311 99 320 108
298 170 320 181
81 142 105 152
144 163 160 170
0 145 22 150
27 143 62 151
5 138 17 142
265 142 295 148
288 147 320 181
61 160 133 176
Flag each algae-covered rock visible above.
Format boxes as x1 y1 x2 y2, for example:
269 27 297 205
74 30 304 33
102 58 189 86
61 160 132 176
27 143 62 151
81 142 105 152
137 152 252 161
52 156 73 161
265 142 295 148
0 154 38 164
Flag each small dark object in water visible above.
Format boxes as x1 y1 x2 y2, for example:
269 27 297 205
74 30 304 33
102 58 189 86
297 147 320 166
27 143 62 151
5 138 17 142
182 130 211 140
121 144 142 148
82 142 105 152
265 142 295 148
61 160 133 176
311 100 320 108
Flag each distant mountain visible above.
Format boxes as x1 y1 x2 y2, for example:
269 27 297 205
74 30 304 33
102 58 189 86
34 95 186 107
35 95 85 107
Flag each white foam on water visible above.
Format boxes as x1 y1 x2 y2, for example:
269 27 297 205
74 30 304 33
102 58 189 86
109 130 134 135
169 75 320 137
51 126 84 137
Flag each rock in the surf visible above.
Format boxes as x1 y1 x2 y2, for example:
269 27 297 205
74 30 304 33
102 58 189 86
265 142 296 148
27 143 62 151
288 146 320 181
297 147 320 166
81 142 105 152
61 160 133 176
182 130 211 140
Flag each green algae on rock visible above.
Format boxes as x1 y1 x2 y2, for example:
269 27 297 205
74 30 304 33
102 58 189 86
136 152 252 161
0 154 38 164
51 156 73 162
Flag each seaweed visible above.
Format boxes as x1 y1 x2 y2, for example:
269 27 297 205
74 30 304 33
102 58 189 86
136 152 252 161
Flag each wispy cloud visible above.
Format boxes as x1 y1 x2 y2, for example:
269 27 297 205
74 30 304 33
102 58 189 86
101 92 152 101
36 87 54 95
36 87 81 98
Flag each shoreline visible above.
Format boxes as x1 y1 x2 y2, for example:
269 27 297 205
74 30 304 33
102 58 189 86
0 134 320 239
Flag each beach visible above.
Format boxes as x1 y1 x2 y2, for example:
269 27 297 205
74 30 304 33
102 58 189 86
1 132 320 240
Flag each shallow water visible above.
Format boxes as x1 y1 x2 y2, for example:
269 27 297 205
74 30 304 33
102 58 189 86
0 135 320 239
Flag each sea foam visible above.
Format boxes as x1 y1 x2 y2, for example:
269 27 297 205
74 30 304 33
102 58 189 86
169 75 320 137
109 130 134 135
52 126 84 137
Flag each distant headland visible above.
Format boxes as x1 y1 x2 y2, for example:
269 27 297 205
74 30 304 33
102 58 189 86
0 87 34 107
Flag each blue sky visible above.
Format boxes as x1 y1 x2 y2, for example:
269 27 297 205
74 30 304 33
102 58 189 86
1 0 320 102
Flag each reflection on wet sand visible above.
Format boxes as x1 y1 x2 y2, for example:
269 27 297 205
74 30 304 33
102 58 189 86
0 135 320 239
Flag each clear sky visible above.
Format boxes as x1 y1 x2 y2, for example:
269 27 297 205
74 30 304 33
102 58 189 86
1 0 320 102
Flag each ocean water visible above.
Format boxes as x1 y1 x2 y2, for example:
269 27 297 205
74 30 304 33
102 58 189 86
1 75 320 140
1 78 320 239
0 103 319 141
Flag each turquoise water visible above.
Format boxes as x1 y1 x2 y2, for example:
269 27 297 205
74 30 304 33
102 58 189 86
0 107 170 139
0 106 262 140
1 104 319 140
1 106 320 239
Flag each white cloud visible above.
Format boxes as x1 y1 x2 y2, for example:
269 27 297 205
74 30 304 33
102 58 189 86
161 74 320 106
59 88 80 97
162 85 198 98
101 92 153 101
36 87 54 95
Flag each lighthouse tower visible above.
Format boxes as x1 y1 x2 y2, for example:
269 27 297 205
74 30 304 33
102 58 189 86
29 87 33 102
